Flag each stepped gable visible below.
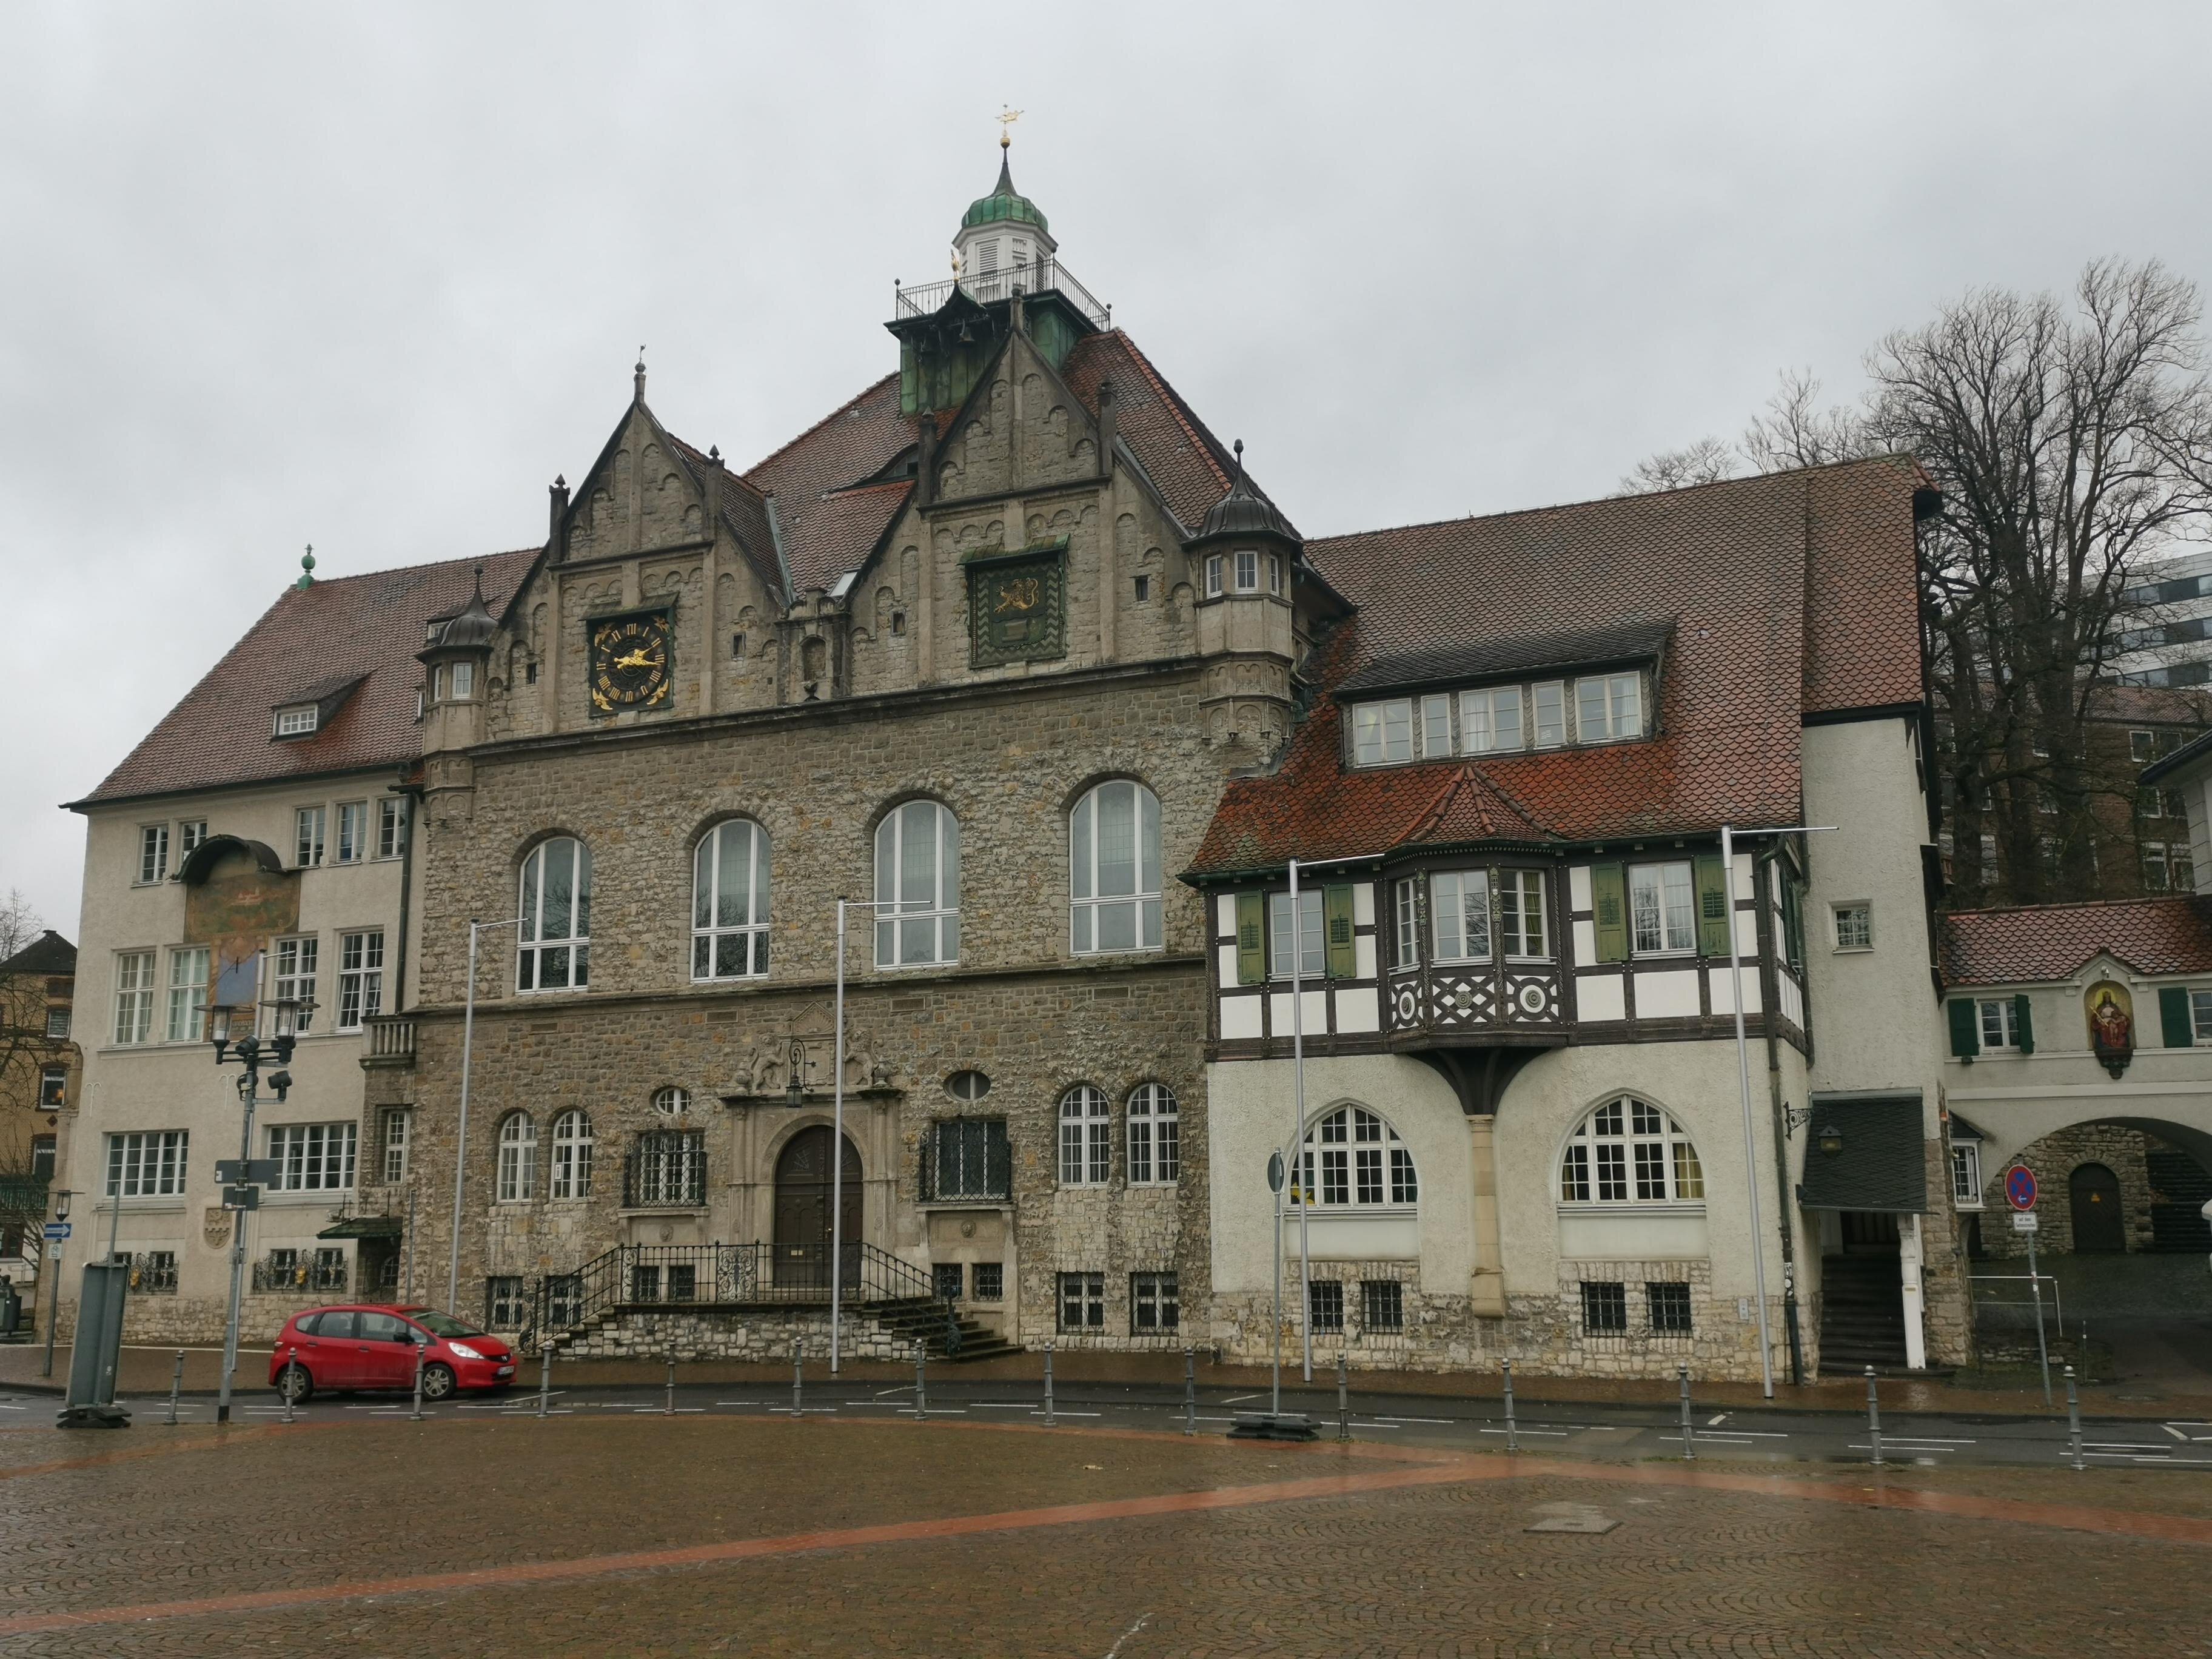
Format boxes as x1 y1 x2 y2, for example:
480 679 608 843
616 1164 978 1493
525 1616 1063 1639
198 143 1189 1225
1938 896 2212 985
76 549 537 806
1188 458 1925 876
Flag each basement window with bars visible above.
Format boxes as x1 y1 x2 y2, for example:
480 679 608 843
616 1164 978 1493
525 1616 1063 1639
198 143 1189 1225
1057 1272 1105 1332
1130 1271 1179 1333
486 1276 528 1329
1581 1280 1628 1334
1361 1279 1404 1332
972 1262 1004 1302
1307 1279 1345 1333
1646 1281 1693 1333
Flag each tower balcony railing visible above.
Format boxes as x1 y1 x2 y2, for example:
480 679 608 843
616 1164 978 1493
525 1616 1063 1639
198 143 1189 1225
894 258 1110 330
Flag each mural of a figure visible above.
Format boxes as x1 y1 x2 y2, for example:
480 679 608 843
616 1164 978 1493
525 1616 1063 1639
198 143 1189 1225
2085 980 2135 1076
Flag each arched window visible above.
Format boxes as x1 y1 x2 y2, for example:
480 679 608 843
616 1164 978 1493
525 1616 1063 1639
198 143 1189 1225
652 1086 691 1116
1071 780 1162 954
1058 1085 1110 1186
1126 1083 1179 1185
1293 1106 1416 1209
551 1110 594 1199
1558 1098 1704 1204
875 800 959 967
692 819 769 980
518 837 591 991
496 1114 537 1203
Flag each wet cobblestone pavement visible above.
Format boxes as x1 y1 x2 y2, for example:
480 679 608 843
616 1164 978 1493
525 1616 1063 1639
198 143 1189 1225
3 1412 2208 1655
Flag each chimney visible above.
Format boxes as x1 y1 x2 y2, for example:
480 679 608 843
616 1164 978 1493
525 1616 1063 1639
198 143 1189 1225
548 475 570 550
1096 380 1117 480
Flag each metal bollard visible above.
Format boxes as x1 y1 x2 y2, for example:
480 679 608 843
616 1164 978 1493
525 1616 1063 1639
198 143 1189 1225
791 1333 803 1418
2065 1364 2084 1471
1336 1350 1351 1443
165 1349 184 1426
1502 1357 1518 1454
913 1338 927 1419
410 1340 426 1421
665 1350 675 1417
1677 1362 1695 1460
1044 1340 1056 1427
283 1346 297 1424
1184 1347 1198 1437
537 1347 551 1418
1865 1366 1883 1467
2080 1322 2091 1388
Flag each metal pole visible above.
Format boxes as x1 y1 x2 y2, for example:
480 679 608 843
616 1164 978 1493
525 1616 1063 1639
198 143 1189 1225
1043 1339 1054 1427
537 1346 550 1417
449 920 481 1313
791 1332 803 1418
1865 1366 1883 1466
665 1350 675 1416
2080 1321 2090 1387
831 900 846 1375
1289 858 1313 1384
283 1346 296 1423
1502 1358 1518 1453
2026 1228 2053 1407
218 1072 259 1426
165 1349 183 1426
410 1338 426 1421
2065 1364 2083 1470
404 1181 417 1303
1721 824 1775 1401
913 1337 927 1418
1336 1350 1350 1443
40 1233 62 1379
1184 1346 1197 1436
1678 1362 1695 1460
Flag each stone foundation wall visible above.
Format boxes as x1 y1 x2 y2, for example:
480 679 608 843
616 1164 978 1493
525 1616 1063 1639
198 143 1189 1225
1976 1124 2160 1258
555 1306 908 1364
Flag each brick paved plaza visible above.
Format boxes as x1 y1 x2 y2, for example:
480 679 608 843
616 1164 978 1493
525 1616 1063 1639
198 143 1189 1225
5 1410 2210 1656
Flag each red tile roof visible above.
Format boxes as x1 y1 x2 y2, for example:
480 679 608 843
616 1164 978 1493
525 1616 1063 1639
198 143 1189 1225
75 551 537 806
1188 458 1926 877
1939 897 2212 984
738 374 914 595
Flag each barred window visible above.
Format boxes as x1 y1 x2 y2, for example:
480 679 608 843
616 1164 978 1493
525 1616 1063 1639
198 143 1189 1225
267 1122 357 1191
1308 1279 1345 1333
972 1262 1004 1301
486 1276 528 1329
106 1130 189 1198
1581 1280 1627 1333
1361 1279 1404 1332
928 1118 1009 1201
1292 1106 1417 1210
1058 1086 1110 1186
1125 1084 1179 1185
628 1131 705 1207
934 1262 964 1301
1131 1271 1179 1333
1647 1281 1693 1333
1558 1098 1704 1204
1057 1272 1105 1332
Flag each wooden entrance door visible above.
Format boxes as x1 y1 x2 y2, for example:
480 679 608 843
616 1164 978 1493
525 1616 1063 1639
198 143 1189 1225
2069 1162 2126 1252
773 1127 862 1289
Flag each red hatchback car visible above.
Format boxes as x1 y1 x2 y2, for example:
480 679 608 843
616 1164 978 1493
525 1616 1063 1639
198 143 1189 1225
269 1304 516 1403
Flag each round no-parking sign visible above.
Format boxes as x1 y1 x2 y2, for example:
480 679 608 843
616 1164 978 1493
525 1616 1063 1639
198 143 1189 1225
2004 1164 2039 1210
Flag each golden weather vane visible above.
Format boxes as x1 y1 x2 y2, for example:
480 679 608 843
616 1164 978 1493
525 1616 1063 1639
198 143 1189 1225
997 106 1022 149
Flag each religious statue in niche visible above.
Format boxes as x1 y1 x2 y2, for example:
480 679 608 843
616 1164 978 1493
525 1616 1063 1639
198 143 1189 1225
2085 979 2134 1078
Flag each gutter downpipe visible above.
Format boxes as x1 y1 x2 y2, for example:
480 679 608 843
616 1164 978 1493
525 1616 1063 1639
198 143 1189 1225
1757 842 1806 1386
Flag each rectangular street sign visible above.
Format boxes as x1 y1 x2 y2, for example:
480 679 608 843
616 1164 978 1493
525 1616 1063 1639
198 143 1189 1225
2011 1210 2039 1232
221 1185 261 1212
215 1159 281 1185
42 1221 69 1240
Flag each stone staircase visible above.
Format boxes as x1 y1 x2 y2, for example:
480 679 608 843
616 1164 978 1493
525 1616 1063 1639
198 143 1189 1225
1816 1254 1909 1373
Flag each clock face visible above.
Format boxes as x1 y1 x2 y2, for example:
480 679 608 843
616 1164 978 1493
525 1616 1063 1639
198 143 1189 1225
589 612 672 712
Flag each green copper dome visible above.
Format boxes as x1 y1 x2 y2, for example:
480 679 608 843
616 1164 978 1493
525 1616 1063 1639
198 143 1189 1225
962 152 1048 234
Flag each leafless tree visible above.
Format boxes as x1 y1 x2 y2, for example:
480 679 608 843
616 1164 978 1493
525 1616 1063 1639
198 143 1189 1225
1615 435 1737 495
0 891 40 964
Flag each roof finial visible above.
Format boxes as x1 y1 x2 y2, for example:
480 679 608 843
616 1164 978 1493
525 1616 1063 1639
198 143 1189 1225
1233 438 1245 484
634 346 646 404
296 544 316 589
997 106 1021 149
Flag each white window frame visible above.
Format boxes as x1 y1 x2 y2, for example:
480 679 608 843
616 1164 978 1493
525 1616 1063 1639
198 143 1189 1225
137 823 169 885
1977 997 2020 1051
1531 681 1568 748
106 1129 189 1198
551 1109 594 1199
376 797 407 860
2191 988 2212 1043
45 1007 71 1039
1558 1098 1704 1205
1572 672 1644 742
1628 860 1695 956
1204 554 1224 597
334 800 368 864
337 930 383 1030
295 805 326 868
1267 553 1284 596
1832 901 1873 951
652 1086 691 1116
1392 878 1419 967
39 1064 67 1107
692 819 771 981
496 1114 537 1203
874 801 959 968
1429 870 1492 964
113 950 155 1045
1949 1141 1983 1208
270 936 318 1034
1292 1106 1418 1211
273 705 319 737
1350 699 1414 766
1500 869 1549 961
1125 1083 1179 1185
451 659 477 699
1057 1085 1110 1186
177 820 207 856
1233 548 1259 591
1418 693 1452 757
1269 888 1325 980
1070 780 1162 956
267 1122 357 1192
517 837 591 992
381 1107 411 1185
1460 686 1525 754
164 946 209 1043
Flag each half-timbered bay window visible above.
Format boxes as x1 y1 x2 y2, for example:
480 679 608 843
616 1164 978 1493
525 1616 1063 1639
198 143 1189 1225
1070 780 1161 954
692 818 770 980
1292 1107 1418 1209
1430 871 1492 963
1558 1098 1704 1204
518 837 591 991
1499 871 1549 959
875 800 959 968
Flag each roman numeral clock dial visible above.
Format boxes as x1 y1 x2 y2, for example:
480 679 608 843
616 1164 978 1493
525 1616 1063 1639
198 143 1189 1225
589 613 672 712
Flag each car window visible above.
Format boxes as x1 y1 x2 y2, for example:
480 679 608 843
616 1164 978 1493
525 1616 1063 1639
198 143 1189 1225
291 1312 323 1336
358 1312 411 1342
397 1309 486 1338
313 1310 358 1340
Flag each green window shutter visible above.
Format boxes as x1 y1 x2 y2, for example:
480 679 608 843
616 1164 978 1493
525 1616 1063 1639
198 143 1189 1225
1590 863 1627 962
1323 885 1358 979
2159 985 2193 1048
1235 892 1265 987
1947 998 1980 1060
1693 855 1731 959
2013 994 2034 1056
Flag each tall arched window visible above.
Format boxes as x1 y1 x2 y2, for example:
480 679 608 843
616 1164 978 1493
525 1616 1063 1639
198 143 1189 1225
692 819 769 980
518 837 591 991
550 1110 593 1199
1126 1083 1179 1185
1558 1098 1704 1204
496 1114 537 1202
875 800 959 967
1058 1085 1110 1186
1071 780 1162 954
1292 1106 1416 1209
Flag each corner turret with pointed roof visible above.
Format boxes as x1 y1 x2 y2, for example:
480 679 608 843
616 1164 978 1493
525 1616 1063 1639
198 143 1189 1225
1194 440 1301 548
417 563 497 800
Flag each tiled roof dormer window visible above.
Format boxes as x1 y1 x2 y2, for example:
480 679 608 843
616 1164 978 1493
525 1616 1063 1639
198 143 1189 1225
273 705 319 739
1346 666 1651 769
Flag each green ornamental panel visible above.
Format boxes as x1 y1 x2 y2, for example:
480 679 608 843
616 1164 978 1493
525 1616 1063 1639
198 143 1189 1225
1590 863 1628 963
965 543 1068 668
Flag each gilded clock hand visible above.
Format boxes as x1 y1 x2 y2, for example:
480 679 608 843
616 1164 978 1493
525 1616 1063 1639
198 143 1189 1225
613 647 663 671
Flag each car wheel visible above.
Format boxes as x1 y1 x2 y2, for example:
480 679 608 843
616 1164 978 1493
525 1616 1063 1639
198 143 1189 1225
276 1362 314 1404
419 1361 457 1402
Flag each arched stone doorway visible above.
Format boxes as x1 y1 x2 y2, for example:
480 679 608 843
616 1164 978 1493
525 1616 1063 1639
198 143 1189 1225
2068 1162 2126 1253
773 1126 862 1289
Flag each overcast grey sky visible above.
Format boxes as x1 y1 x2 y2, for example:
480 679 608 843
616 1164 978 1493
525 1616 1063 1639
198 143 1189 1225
4 2 2209 936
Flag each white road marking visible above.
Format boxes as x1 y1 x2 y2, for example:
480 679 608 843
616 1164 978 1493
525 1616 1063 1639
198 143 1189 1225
1479 1427 1567 1437
1219 1394 1262 1404
2163 1425 2187 1441
1367 1415 1452 1425
1103 1612 1152 1659
2083 1441 2172 1452
1707 1413 1729 1426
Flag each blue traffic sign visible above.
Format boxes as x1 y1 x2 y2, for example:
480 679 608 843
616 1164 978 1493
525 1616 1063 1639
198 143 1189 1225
2004 1165 2039 1210
42 1221 69 1240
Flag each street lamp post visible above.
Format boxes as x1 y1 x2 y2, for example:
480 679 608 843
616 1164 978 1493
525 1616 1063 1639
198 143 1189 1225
39 1188 72 1379
210 1012 297 1424
450 918 524 1313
